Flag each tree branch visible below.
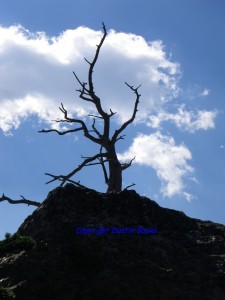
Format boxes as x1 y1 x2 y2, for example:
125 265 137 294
59 103 79 122
0 194 41 207
82 160 109 167
123 183 135 191
88 114 103 119
72 23 110 140
112 83 141 144
88 22 107 97
62 179 87 189
38 128 83 135
109 109 116 117
121 157 136 170
45 152 108 186
73 23 108 117
73 74 94 103
39 103 102 145
116 134 126 142
98 146 109 184
91 118 102 138
84 58 91 65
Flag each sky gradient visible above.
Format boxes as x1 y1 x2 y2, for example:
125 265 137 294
0 0 225 240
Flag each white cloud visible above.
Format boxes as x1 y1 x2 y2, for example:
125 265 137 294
200 88 210 96
183 192 193 202
0 24 180 134
147 105 217 132
118 132 193 199
0 94 87 134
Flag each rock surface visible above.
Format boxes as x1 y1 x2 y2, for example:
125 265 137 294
0 184 225 299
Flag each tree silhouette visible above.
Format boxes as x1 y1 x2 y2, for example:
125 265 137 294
39 23 141 193
1 23 141 208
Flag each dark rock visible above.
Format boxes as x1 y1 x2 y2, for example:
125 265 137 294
0 184 225 299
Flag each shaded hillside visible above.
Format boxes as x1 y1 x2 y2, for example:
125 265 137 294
0 184 225 299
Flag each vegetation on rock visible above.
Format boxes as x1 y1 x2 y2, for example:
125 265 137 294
0 234 36 257
0 285 16 299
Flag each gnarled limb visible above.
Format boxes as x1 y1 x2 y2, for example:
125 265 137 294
39 103 102 145
0 194 41 207
45 152 108 186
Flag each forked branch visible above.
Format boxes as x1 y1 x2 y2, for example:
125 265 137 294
39 103 102 145
73 22 109 124
112 83 141 144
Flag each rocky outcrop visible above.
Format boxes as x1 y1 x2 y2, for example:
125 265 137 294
0 184 225 299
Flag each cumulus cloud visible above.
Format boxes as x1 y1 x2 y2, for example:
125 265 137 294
0 24 216 199
0 94 69 134
0 24 180 134
147 105 217 132
118 132 193 200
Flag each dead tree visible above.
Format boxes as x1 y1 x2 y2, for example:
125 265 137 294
39 23 141 193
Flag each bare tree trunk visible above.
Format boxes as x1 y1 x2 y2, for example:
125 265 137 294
107 145 122 193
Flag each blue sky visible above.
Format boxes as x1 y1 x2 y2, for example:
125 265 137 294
0 0 225 239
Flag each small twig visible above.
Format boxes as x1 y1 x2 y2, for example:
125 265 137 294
116 134 126 142
84 58 91 65
109 109 117 117
82 160 109 167
88 114 103 119
123 183 135 191
91 118 102 138
63 179 87 189
59 103 77 122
